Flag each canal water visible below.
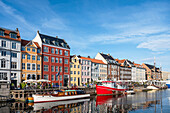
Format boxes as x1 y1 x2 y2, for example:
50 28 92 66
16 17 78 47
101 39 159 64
1 89 170 113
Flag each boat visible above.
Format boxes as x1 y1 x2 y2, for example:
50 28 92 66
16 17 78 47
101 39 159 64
165 80 170 88
32 90 90 103
33 98 90 111
96 81 128 95
146 85 159 90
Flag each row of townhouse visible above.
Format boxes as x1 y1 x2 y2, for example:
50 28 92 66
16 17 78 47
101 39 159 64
0 27 162 87
70 53 162 86
0 27 70 87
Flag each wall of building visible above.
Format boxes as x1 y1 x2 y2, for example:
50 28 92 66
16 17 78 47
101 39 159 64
81 59 91 84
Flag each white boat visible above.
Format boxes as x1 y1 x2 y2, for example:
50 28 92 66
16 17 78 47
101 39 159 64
32 90 90 103
33 98 90 111
146 86 159 90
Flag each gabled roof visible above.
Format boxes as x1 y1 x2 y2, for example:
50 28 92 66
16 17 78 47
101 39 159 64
115 59 125 63
21 39 40 48
100 53 114 60
144 63 160 72
39 33 70 49
78 56 106 64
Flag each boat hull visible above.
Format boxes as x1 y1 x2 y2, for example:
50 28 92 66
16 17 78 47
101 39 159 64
166 84 170 88
33 94 90 103
96 85 127 95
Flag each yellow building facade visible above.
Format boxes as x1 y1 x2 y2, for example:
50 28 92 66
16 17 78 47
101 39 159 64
21 39 42 82
70 55 82 86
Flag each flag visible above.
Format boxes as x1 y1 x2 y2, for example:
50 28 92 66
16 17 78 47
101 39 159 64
56 70 60 77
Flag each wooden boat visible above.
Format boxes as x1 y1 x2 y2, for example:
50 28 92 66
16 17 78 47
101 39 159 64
96 81 128 95
32 90 90 103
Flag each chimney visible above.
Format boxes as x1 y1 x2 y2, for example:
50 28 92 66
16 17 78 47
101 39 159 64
107 53 110 56
101 52 103 54
88 56 90 58
37 30 39 34
16 28 18 31
56 36 58 38
133 61 134 64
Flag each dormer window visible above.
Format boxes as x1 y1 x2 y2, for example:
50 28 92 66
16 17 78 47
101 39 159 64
10 33 17 39
61 43 64 47
55 41 59 46
21 46 25 51
0 30 4 36
45 39 50 44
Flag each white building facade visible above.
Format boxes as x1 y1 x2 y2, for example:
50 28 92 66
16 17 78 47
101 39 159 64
0 27 21 87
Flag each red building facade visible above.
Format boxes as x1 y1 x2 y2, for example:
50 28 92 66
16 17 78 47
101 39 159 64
33 31 70 86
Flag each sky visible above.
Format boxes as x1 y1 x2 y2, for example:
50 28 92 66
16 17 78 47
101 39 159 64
0 0 170 71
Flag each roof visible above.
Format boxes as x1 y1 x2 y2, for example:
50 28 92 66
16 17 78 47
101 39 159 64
39 33 70 49
115 59 125 63
144 63 160 72
100 53 114 60
79 56 106 64
21 39 40 48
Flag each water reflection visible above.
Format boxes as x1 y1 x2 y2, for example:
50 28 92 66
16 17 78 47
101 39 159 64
1 89 170 113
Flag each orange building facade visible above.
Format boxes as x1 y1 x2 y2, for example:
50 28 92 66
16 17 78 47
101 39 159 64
21 39 42 82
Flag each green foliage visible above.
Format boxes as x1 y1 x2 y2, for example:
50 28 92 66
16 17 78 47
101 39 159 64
20 82 26 89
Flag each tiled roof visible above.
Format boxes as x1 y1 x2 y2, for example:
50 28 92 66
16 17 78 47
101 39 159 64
39 33 70 49
79 56 106 64
100 53 114 60
115 59 125 63
21 39 40 48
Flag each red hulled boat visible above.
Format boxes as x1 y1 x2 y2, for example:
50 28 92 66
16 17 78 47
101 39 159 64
96 81 127 95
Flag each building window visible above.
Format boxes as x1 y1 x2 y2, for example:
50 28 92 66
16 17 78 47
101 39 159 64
1 51 6 56
27 48 31 51
44 56 48 62
1 40 6 47
59 66 62 72
44 47 48 52
70 64 72 68
51 75 55 81
74 77 76 81
55 49 58 54
74 71 76 74
56 66 58 72
44 65 48 71
21 46 25 51
10 33 17 39
60 75 62 81
37 56 40 61
74 65 76 68
71 77 73 81
0 31 4 36
22 63 25 69
44 75 48 80
78 65 80 68
51 48 54 54
27 54 31 60
32 48 36 52
71 71 73 74
27 63 31 70
78 71 80 75
11 52 17 58
22 74 25 78
59 58 62 63
1 59 6 68
32 64 36 70
0 73 7 80
64 67 68 73
32 55 35 60
51 57 55 63
37 49 40 53
11 73 17 78
64 59 68 64
55 57 58 63
74 59 76 62
11 62 17 69
22 54 25 59
51 66 55 72
64 51 68 56
12 42 16 49
37 64 40 70
59 50 62 55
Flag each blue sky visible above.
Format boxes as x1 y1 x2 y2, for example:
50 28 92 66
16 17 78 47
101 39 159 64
0 0 170 71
